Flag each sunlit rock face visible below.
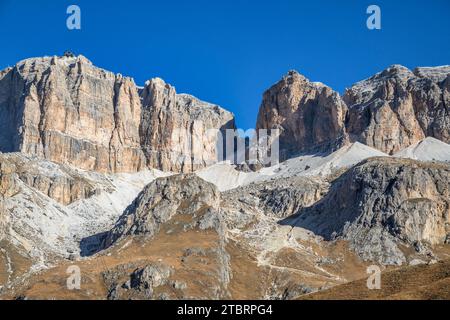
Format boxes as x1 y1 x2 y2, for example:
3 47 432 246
344 65 450 154
0 55 236 174
256 70 348 160
139 78 235 173
0 55 146 173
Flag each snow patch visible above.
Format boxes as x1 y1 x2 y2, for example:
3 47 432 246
394 137 450 163
196 143 387 191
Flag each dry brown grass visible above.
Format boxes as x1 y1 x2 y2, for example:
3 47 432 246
3 213 229 300
299 259 450 300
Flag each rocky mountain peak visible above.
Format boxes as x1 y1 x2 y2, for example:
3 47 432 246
343 65 412 104
380 64 413 78
46 53 94 67
0 53 145 173
343 64 449 154
282 69 305 82
256 63 449 160
256 70 348 159
1 54 450 299
0 54 236 174
102 174 224 248
140 77 235 173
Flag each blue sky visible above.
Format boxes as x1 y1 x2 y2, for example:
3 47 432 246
0 0 449 129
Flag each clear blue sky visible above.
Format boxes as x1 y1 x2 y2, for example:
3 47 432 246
1 0 449 129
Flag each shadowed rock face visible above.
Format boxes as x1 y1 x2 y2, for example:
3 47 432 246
256 70 348 160
140 78 235 173
283 157 450 265
344 65 450 154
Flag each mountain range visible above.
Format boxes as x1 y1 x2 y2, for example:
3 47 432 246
0 54 449 299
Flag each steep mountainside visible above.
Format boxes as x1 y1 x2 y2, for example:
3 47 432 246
344 65 450 154
1 152 450 299
256 70 348 159
140 78 235 173
283 157 450 265
0 54 449 300
0 55 145 173
0 152 167 265
0 55 235 174
3 173 374 299
256 65 449 158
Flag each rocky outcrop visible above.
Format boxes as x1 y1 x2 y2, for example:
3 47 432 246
0 153 97 205
103 174 225 247
0 55 146 173
256 71 348 160
344 65 450 154
103 262 175 300
0 156 20 198
99 174 231 299
140 78 235 173
222 175 326 220
284 157 450 265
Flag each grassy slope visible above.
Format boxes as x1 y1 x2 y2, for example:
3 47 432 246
299 259 450 300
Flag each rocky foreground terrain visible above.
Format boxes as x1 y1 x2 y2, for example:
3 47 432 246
0 54 449 300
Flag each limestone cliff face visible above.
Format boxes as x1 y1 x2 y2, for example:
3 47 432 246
2 55 448 175
256 71 348 160
0 55 236 174
344 65 450 154
140 78 235 173
256 66 449 158
0 55 146 173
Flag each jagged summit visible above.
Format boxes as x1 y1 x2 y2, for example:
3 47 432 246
380 64 413 77
282 69 303 80
345 64 450 96
343 64 450 154
344 64 413 98
279 69 330 89
256 69 348 160
139 77 235 173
